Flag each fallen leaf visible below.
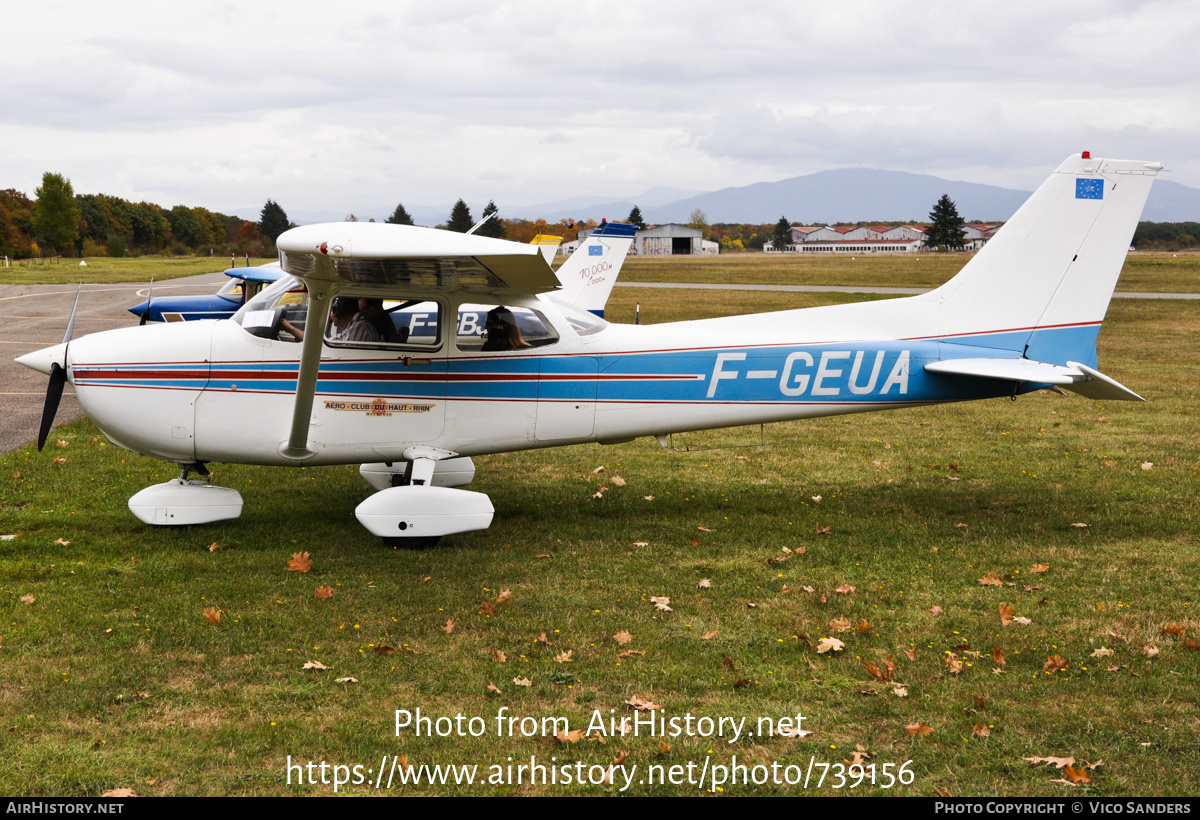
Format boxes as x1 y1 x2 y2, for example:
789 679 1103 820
442 618 455 634
287 552 312 573
1090 647 1114 658
904 648 917 661
512 676 532 687
816 637 844 654
992 646 1006 665
856 620 872 634
1043 654 1069 674
20 594 35 605
1063 765 1092 784
302 660 330 670
479 601 496 616
1071 522 1089 528
955 523 968 528
815 523 832 535
863 661 891 683
490 648 506 662
202 607 221 625
1185 638 1200 652
612 751 629 766
633 541 649 547
999 603 1014 627
535 554 551 559
642 495 655 501
591 489 605 499
1161 623 1187 637
618 649 645 658
1143 643 1159 658
905 722 934 736
1012 616 1032 625
702 630 718 640
611 476 626 486
54 538 70 546
945 653 963 674
375 645 395 655
697 526 713 533
555 728 587 743
811 495 822 503
766 555 788 566
555 650 574 663
314 586 333 599
650 596 672 612
933 786 952 797
835 584 856 595
613 630 633 645
972 723 991 738
1140 462 1153 471
335 677 359 684
1024 756 1075 769
829 617 852 632
696 579 712 589
892 685 909 697
626 695 662 711
53 457 66 465
773 724 813 738
487 682 502 694
207 542 219 552
732 678 753 690
929 605 944 617
56 440 69 448
100 789 136 798
978 572 1003 586
592 465 605 474
1030 563 1050 573
536 631 552 645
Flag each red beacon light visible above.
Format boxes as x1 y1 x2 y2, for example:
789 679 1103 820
1082 151 1091 159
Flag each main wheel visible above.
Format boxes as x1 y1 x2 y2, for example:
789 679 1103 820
382 536 441 549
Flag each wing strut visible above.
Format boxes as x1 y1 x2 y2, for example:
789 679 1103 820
278 280 336 460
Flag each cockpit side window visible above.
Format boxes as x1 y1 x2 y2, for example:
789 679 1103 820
454 304 559 352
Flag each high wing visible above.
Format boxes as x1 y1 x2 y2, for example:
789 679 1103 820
274 222 561 459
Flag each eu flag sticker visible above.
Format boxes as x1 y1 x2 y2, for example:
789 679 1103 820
1076 178 1104 200
589 245 603 256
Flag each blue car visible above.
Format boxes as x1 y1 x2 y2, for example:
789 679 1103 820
128 264 283 324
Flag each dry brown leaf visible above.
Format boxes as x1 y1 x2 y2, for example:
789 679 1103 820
766 555 789 566
697 526 713 533
933 786 953 797
816 637 844 654
929 605 943 617
100 789 136 798
999 603 1014 628
863 661 891 683
54 538 70 546
857 620 873 634
612 751 629 766
202 607 221 625
650 596 672 612
613 630 633 645
702 630 718 640
53 456 66 465
1024 756 1075 769
442 618 455 634
1143 643 1159 658
375 645 395 655
829 616 852 632
207 542 219 553
978 572 1003 587
1161 623 1187 637
626 695 662 710
697 579 712 589
1090 647 1113 658
479 601 496 616
618 649 645 658
1185 638 1200 652
1071 522 1089 528
536 631 552 645
314 586 333 599
992 646 1006 665
643 495 655 501
335 677 359 684
554 650 574 663
904 648 917 661
487 682 502 694
1012 616 1032 625
611 476 626 486
287 552 312 573
1030 563 1050 573
555 728 587 744
302 660 330 670
972 723 991 738
490 647 506 662
945 653 963 674
892 685 909 697
1140 461 1154 471
592 465 605 474
905 722 935 736
811 495 822 503
20 594 35 605
815 523 832 535
732 678 753 690
512 676 532 687
1043 654 1069 673
495 589 513 605
835 584 857 595
1063 765 1092 784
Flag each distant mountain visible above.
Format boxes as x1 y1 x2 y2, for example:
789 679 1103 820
279 170 1200 227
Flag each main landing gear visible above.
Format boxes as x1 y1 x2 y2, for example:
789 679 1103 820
127 462 244 526
355 448 493 549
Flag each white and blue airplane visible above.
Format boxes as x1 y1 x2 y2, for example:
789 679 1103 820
17 153 1160 546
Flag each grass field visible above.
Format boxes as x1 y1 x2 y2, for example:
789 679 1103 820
0 264 1197 796
0 256 277 287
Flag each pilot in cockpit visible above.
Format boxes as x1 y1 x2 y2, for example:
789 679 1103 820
481 306 531 351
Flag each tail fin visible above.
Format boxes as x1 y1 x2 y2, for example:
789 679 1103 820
554 220 639 317
530 233 563 265
925 153 1161 367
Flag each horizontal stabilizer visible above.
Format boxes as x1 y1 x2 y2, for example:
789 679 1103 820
925 357 1144 401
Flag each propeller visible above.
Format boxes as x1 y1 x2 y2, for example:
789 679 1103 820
36 284 82 452
139 278 154 325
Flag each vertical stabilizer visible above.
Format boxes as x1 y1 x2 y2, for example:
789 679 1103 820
554 221 638 317
924 153 1161 366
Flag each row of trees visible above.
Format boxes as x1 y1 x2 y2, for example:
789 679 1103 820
1 172 277 260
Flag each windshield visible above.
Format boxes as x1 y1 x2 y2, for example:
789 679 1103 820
547 296 609 336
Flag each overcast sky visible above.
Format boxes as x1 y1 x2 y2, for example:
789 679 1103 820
3 0 1197 222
